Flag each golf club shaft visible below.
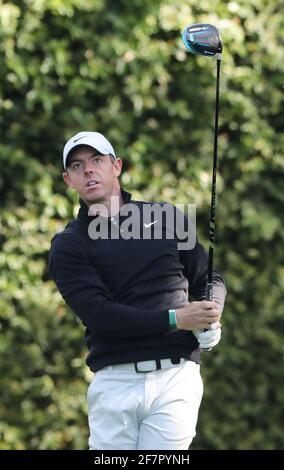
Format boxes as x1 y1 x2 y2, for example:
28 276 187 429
203 56 221 351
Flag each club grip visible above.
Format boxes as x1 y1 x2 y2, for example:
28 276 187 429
202 281 213 352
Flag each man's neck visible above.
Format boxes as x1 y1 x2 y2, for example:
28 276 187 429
86 189 124 217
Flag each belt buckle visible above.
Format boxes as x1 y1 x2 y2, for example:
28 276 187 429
134 362 154 373
134 360 161 373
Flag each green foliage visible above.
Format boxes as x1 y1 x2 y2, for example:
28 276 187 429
0 0 283 449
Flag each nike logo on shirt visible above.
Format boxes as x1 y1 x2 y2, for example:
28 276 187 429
144 220 158 228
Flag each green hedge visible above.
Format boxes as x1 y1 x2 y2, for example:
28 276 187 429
0 0 283 449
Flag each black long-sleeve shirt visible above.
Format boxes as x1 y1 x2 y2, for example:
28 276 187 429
49 188 226 372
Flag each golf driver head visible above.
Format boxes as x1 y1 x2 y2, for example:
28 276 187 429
182 23 222 57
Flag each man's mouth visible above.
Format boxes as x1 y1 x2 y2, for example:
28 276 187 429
86 180 99 187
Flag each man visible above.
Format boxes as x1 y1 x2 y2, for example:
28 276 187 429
49 131 226 450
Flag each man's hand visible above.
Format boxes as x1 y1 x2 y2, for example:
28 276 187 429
175 300 221 330
193 323 221 349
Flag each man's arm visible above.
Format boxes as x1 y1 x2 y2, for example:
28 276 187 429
178 239 226 348
179 240 227 312
49 232 169 340
175 205 227 311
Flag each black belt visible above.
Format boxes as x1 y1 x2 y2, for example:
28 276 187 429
134 358 185 373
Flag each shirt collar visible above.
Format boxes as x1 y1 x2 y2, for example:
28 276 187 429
77 187 132 220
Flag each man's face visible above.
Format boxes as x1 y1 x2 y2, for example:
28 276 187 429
63 145 122 206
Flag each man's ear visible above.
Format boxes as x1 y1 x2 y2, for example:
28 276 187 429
114 158 123 178
63 171 74 187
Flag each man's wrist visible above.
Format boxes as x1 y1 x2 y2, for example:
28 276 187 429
168 309 177 331
174 307 186 330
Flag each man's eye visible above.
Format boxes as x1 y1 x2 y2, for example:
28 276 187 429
71 162 82 170
92 157 102 164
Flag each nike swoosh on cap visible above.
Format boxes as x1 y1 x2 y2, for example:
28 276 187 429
73 136 87 143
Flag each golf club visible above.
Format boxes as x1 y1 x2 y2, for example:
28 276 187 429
182 23 223 350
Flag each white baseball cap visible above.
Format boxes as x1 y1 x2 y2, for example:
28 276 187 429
63 131 116 168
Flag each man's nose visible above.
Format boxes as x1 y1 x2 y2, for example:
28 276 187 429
84 161 94 173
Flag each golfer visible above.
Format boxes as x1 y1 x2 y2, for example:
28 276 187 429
49 131 226 450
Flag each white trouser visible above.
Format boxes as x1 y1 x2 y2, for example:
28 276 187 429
87 359 203 450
